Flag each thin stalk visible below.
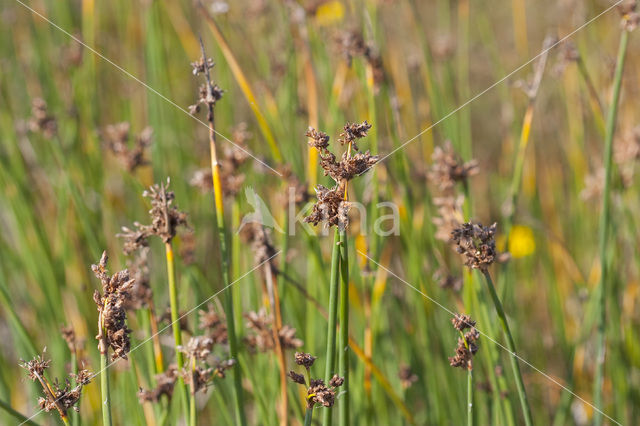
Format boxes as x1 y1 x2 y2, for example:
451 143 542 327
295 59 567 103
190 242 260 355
165 242 189 420
147 301 165 374
338 229 349 426
100 346 112 426
481 271 532 426
467 368 473 426
264 261 289 426
322 228 342 426
304 407 314 426
199 38 246 426
594 29 629 426
189 356 196 426
459 330 473 426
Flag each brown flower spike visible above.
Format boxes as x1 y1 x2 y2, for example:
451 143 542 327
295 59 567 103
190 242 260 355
451 222 498 272
304 122 378 229
448 314 480 371
288 352 344 409
92 251 133 361
20 354 92 418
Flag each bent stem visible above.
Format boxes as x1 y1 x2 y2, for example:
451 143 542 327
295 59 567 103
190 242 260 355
338 229 349 426
594 29 629 426
481 270 532 426
165 242 189 420
322 228 342 426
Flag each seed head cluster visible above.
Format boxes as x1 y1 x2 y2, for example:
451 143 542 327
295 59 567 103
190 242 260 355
305 122 378 229
118 178 189 250
428 141 478 193
451 222 498 272
244 309 303 353
180 336 236 395
28 98 57 138
619 0 639 32
448 314 480 371
101 122 153 172
20 354 92 417
288 352 344 408
92 251 133 360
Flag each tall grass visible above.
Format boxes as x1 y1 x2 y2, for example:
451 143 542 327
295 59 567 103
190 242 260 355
0 1 638 425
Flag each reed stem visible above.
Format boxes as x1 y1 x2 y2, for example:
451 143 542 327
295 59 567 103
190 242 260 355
100 348 112 426
322 228 342 426
165 242 189 421
481 271 532 426
593 28 629 426
197 36 247 425
304 407 314 426
338 229 349 426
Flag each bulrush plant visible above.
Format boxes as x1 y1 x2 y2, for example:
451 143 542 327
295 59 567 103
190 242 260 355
20 354 91 425
117 178 190 419
448 314 480 426
304 122 378 426
189 38 245 425
91 251 133 426
288 352 344 426
450 222 532 425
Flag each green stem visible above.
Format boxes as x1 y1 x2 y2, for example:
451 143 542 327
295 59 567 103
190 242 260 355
481 271 532 426
323 228 341 426
101 349 112 426
304 406 314 426
338 229 349 426
467 368 473 426
165 242 189 421
594 29 629 426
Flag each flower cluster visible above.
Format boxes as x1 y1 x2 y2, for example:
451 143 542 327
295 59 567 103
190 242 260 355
335 30 384 92
92 251 133 360
428 141 478 194
244 309 303 353
619 0 639 32
138 365 178 403
199 304 228 344
189 46 224 119
288 352 344 409
100 122 153 172
448 314 480 371
180 336 236 395
122 247 153 311
304 122 378 229
451 222 498 272
20 354 92 418
118 179 189 250
28 98 57 138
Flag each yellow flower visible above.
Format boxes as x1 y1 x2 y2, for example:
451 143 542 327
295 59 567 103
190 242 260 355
508 225 535 258
315 1 344 26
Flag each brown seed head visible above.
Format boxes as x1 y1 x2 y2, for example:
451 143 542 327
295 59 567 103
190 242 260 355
92 251 133 360
295 352 316 369
451 222 498 272
451 313 476 331
429 141 479 193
